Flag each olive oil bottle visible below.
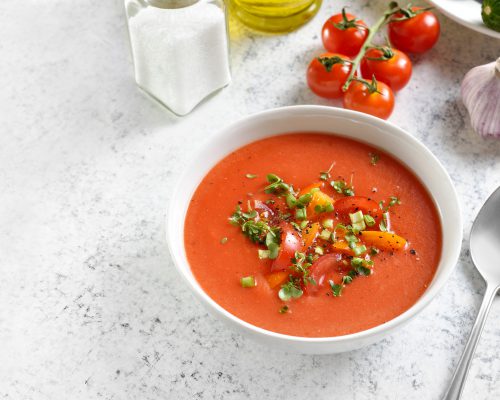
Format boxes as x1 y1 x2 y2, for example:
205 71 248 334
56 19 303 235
229 0 322 33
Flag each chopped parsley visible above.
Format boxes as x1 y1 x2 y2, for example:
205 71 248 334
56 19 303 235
329 280 343 297
331 180 354 196
279 277 303 301
369 152 380 165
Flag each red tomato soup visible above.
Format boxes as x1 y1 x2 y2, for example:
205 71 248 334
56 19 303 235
184 133 442 337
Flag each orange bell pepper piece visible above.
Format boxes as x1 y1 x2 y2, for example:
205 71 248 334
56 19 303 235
359 231 407 250
266 271 289 289
301 222 320 250
331 240 355 256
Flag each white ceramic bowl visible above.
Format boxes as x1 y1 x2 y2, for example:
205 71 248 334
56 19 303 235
167 106 462 354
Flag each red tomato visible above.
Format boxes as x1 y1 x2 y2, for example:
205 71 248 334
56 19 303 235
388 8 440 54
305 253 342 294
343 80 395 120
307 52 352 99
271 223 302 272
360 48 412 91
321 13 368 57
334 196 380 220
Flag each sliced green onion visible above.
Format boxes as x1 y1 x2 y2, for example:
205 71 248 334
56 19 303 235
353 244 367 256
298 193 313 206
364 214 376 227
268 242 280 259
324 202 334 212
351 257 364 267
319 229 332 241
350 210 364 224
266 174 280 183
246 173 258 179
296 207 307 220
300 220 309 229
322 219 334 229
314 246 324 255
241 276 256 288
258 249 270 259
286 193 297 208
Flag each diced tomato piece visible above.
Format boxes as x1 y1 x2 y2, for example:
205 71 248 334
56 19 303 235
305 253 342 294
359 231 407 250
271 222 302 271
334 196 380 220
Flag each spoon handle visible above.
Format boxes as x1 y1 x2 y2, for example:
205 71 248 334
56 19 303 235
443 284 499 400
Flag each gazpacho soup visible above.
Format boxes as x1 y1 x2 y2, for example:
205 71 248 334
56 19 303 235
184 133 442 337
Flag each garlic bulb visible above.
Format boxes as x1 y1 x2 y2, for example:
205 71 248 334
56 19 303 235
461 58 500 139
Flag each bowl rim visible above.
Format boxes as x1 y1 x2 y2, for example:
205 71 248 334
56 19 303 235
166 105 463 344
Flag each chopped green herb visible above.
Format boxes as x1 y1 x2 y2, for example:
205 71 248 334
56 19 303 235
290 252 316 286
353 244 367 256
314 246 324 255
369 152 380 165
296 207 307 220
246 173 258 179
265 199 275 205
319 229 332 241
331 180 355 196
264 174 295 196
322 219 334 229
379 212 390 232
300 220 309 229
279 305 289 314
258 249 270 259
267 242 280 259
342 275 353 285
364 214 376 227
220 237 228 244
297 193 313 206
319 172 329 181
285 193 297 208
241 276 256 288
290 222 301 231
388 196 401 207
279 277 303 301
370 247 380 256
349 210 366 232
329 280 343 297
314 202 334 214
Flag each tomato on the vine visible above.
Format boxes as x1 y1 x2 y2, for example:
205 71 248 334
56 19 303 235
360 48 412 91
307 53 352 99
388 7 440 54
321 12 368 57
343 79 395 120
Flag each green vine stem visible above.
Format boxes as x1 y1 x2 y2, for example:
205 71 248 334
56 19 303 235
342 9 394 92
341 2 427 92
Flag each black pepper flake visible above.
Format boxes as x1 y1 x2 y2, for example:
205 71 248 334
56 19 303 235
410 249 416 255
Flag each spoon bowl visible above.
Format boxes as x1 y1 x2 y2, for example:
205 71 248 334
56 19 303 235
444 186 500 400
470 186 500 283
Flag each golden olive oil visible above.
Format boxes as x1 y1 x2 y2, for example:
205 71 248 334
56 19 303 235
229 0 322 33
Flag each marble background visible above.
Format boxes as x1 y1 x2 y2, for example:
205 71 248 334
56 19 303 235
1 0 500 399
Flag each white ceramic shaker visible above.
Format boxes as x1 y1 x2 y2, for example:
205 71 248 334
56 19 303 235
124 0 231 116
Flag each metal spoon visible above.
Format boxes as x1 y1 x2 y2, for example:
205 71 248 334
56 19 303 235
443 186 500 400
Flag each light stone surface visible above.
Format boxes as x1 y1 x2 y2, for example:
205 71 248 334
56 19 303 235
1 0 500 399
